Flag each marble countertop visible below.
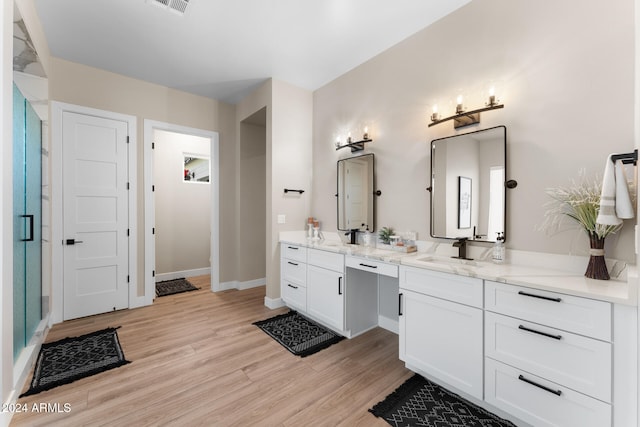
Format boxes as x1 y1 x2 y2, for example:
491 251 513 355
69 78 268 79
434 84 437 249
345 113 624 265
280 232 638 306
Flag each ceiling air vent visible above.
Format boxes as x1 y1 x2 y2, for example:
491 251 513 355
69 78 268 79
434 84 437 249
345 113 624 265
147 0 190 16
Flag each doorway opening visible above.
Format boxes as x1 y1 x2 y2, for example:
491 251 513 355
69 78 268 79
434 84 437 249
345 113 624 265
237 108 267 289
144 121 219 303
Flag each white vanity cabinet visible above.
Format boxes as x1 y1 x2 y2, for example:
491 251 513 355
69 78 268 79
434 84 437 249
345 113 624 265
306 249 345 332
484 281 612 427
399 266 484 400
346 256 398 336
280 244 308 312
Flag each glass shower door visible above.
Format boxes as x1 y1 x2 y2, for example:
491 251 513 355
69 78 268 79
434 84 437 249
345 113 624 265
13 83 42 360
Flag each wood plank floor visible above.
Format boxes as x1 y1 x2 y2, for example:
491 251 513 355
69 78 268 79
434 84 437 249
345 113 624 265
11 276 412 426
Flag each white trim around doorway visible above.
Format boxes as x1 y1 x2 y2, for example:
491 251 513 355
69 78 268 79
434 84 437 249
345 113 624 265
51 101 138 324
143 120 220 305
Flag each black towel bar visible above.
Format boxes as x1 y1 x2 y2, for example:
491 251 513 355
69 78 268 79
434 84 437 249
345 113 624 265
611 149 637 165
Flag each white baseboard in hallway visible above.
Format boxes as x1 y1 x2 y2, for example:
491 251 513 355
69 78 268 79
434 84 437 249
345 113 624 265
155 268 211 283
219 277 266 291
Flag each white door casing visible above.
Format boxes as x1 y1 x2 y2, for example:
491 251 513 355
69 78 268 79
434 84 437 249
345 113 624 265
51 102 137 324
143 120 220 302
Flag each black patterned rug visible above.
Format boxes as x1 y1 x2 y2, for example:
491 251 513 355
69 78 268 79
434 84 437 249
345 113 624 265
253 311 344 357
370 374 516 427
155 278 199 297
20 327 130 397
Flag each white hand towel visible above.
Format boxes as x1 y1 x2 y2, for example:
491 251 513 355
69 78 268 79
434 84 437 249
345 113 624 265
596 154 634 226
615 160 634 219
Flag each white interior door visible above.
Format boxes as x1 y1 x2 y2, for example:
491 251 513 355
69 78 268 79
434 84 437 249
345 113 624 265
62 111 129 320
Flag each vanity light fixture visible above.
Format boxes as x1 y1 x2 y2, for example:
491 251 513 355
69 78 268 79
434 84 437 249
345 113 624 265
429 88 504 129
455 95 465 114
335 127 373 152
431 105 440 122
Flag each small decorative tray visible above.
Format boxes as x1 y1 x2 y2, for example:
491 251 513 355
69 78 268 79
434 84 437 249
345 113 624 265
379 244 417 253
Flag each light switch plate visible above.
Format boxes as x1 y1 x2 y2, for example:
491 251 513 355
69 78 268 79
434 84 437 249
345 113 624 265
277 214 286 224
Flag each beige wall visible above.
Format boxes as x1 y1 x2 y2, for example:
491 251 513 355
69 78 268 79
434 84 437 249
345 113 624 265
153 129 211 275
49 57 237 292
312 0 636 262
239 120 266 282
236 79 313 300
269 80 313 299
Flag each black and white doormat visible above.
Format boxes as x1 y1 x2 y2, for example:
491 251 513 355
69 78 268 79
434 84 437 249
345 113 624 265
253 311 344 357
155 278 199 297
21 327 130 397
370 374 516 427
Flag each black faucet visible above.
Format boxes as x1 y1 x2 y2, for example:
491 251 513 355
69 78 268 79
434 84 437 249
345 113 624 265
452 238 472 260
345 229 358 245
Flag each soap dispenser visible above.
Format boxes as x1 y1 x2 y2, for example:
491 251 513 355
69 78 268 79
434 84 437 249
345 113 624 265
492 232 505 264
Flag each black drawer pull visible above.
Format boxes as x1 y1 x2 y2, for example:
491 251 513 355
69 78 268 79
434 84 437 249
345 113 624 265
287 261 299 266
287 284 298 290
287 246 299 250
359 263 378 269
399 293 403 316
338 276 343 295
518 374 562 396
518 290 562 303
518 325 562 340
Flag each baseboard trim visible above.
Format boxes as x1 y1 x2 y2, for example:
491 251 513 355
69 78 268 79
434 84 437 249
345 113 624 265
155 268 211 283
219 278 266 292
378 315 399 334
264 296 285 310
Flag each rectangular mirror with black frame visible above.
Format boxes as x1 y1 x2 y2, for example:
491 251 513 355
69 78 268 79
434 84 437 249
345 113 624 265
430 126 506 243
337 153 374 232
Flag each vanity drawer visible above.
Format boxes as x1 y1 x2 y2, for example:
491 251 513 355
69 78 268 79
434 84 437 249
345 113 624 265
346 256 398 278
485 312 611 402
281 280 307 312
485 281 611 341
282 258 306 285
485 358 611 427
308 248 344 272
399 265 483 308
282 244 307 262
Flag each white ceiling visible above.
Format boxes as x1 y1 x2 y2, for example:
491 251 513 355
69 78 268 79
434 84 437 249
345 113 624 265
33 0 470 104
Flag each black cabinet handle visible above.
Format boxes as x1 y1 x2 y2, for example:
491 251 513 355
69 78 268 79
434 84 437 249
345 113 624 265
287 261 298 266
21 214 34 242
518 290 562 303
287 246 299 250
518 325 562 340
518 375 562 396
399 293 403 316
338 276 343 295
359 263 378 269
287 284 298 290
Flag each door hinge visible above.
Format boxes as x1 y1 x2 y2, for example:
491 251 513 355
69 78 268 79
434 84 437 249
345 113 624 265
152 185 155 192
126 182 130 190
152 227 155 234
127 229 130 236
152 270 155 277
152 142 155 149
127 275 130 283
127 136 130 144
